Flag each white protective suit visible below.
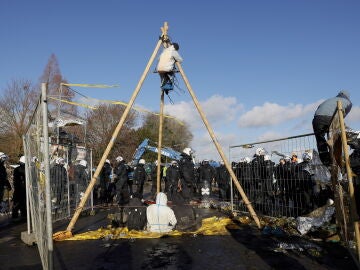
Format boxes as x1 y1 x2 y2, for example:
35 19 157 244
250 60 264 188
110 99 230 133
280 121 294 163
146 192 177 233
157 45 183 72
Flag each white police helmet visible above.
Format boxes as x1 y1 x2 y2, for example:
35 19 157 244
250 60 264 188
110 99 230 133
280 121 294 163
202 159 209 165
171 160 177 165
255 147 266 156
105 159 111 164
0 152 8 161
182 147 192 156
264 155 271 161
139 159 145 165
116 156 123 162
302 152 313 161
56 157 65 165
79 160 87 167
19 156 26 164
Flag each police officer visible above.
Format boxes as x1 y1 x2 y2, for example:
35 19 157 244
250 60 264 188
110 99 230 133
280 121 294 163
114 156 129 205
165 160 181 201
134 159 146 199
50 157 67 211
198 159 216 200
12 156 26 219
0 152 11 207
179 147 195 201
74 159 89 206
216 160 230 201
100 159 112 204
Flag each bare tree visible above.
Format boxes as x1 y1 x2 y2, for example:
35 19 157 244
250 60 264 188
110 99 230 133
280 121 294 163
136 113 193 154
39 53 75 117
0 79 37 161
85 104 138 163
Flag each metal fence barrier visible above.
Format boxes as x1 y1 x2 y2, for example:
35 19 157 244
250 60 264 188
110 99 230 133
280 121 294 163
23 83 53 270
23 84 94 270
49 144 93 222
229 133 332 218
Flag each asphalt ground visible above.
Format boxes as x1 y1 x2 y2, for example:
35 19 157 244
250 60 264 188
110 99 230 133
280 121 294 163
0 183 359 270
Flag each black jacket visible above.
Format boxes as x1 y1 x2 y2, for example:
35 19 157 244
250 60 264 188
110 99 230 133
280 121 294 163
216 165 230 186
166 165 181 184
0 162 11 189
133 164 146 185
13 163 26 201
179 154 195 184
114 161 128 183
198 164 216 182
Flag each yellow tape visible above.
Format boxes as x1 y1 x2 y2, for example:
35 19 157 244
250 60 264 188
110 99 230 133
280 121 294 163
61 83 119 88
49 97 184 125
48 97 97 110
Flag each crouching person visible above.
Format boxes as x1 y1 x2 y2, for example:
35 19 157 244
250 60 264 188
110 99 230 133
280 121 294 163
146 192 177 233
123 194 147 231
172 192 199 231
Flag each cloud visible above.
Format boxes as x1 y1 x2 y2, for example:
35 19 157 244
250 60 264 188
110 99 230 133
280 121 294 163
238 100 321 128
190 130 238 161
165 95 243 129
347 106 360 123
257 131 285 142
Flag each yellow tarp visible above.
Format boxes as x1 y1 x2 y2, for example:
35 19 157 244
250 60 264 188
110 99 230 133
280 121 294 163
66 216 240 241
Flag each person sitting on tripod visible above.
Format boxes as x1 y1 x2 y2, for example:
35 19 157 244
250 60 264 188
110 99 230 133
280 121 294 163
157 42 183 94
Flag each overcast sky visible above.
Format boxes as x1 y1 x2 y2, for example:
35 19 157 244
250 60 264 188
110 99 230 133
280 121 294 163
1 0 359 161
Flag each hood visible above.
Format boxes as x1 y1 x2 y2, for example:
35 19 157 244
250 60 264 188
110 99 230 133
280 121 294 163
337 90 350 100
128 197 143 207
155 192 168 206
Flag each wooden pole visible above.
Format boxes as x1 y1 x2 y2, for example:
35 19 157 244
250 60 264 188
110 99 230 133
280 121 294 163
337 101 360 260
157 90 165 193
64 39 163 233
156 22 169 194
176 62 262 229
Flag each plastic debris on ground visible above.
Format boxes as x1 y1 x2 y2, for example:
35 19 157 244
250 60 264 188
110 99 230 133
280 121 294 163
296 199 335 235
274 236 323 257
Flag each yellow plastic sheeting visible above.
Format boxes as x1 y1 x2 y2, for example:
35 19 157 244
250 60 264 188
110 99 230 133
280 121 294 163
66 217 240 241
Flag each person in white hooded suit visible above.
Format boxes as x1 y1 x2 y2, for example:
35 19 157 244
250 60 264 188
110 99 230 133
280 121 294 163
146 192 177 233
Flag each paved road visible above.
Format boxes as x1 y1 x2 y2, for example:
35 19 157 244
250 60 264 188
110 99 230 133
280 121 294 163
0 204 359 270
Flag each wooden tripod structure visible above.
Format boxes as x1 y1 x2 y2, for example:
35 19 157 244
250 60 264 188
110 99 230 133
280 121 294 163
53 22 261 240
328 101 360 261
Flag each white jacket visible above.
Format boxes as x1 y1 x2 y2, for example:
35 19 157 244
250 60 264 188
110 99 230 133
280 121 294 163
157 45 183 73
146 192 177 233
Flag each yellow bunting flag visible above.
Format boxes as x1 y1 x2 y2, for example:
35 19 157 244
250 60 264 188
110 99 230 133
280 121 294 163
61 83 119 88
